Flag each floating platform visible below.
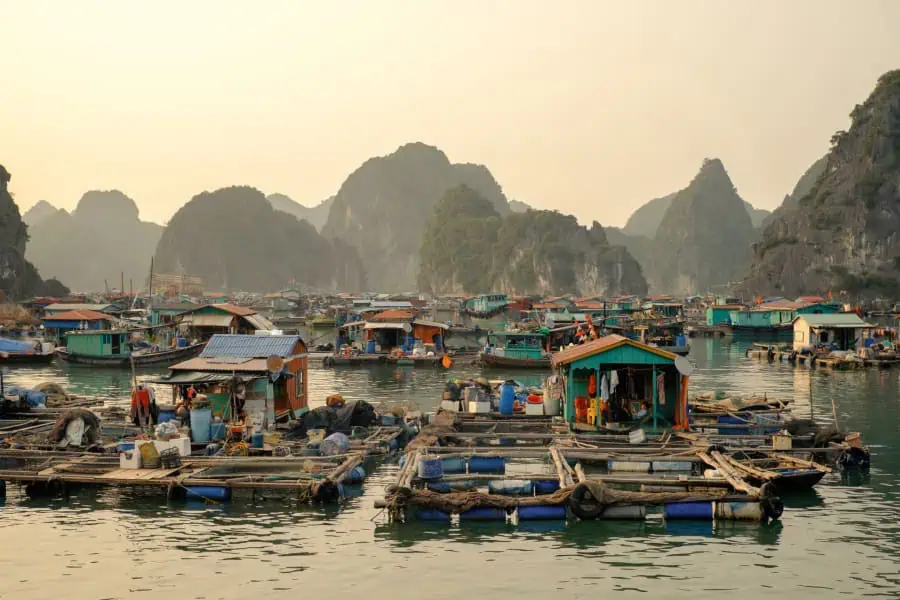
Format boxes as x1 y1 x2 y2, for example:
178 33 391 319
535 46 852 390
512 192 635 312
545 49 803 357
322 354 444 367
747 348 900 369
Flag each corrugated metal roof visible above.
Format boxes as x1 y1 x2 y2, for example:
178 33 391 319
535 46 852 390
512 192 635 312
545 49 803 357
200 334 302 358
170 357 273 372
364 322 408 330
371 309 415 321
412 320 449 330
243 313 274 330
42 309 113 322
551 334 676 367
794 314 874 328
148 371 263 384
369 301 414 309
44 303 114 313
182 313 234 327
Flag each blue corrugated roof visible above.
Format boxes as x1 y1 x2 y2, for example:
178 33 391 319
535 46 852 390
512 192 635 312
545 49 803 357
200 334 302 358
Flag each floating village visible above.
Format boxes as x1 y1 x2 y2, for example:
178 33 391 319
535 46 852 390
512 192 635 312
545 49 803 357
0 283 886 527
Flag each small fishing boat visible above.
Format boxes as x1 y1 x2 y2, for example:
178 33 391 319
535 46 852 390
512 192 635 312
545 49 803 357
55 330 205 368
480 332 550 369
712 450 831 491
0 337 56 364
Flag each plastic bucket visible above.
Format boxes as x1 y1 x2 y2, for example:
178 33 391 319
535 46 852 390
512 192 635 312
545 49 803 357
417 456 444 480
518 505 566 521
251 432 264 449
664 501 714 520
190 408 212 443
209 422 226 441
468 456 506 474
157 410 177 424
499 384 515 415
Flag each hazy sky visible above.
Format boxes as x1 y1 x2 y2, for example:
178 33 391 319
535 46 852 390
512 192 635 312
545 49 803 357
3 1 900 227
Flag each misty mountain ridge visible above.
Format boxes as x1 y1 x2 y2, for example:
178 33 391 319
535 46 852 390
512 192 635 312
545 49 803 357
26 190 163 292
267 194 334 231
321 142 510 292
22 200 59 227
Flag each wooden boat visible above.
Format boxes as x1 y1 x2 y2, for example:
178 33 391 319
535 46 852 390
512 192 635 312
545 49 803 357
0 337 56 364
480 331 550 369
716 450 830 491
55 330 205 368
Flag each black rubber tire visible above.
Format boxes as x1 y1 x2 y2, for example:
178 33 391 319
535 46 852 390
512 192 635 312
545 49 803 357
567 483 605 520
760 482 784 520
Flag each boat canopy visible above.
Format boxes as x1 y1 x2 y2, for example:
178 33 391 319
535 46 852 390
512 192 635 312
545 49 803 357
147 371 265 385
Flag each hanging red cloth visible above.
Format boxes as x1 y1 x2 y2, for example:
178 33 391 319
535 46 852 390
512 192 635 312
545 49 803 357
588 373 597 397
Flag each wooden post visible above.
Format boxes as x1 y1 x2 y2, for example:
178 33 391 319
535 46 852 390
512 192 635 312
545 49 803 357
652 365 658 430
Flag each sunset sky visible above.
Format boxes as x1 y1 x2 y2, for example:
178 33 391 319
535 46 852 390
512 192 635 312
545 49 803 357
3 0 900 226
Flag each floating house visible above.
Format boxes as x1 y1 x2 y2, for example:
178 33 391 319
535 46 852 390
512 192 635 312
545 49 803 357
729 300 840 335
462 294 509 318
150 303 201 327
340 310 448 354
42 309 116 341
792 314 874 352
175 304 274 339
165 333 309 421
551 335 692 431
55 329 204 367
43 303 120 318
705 304 745 326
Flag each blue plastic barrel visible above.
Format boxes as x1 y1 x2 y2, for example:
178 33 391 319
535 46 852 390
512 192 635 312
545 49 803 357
460 507 507 521
518 505 566 521
344 465 367 484
468 456 506 473
366 339 376 353
190 408 212 443
417 456 444 480
321 432 350 456
441 457 467 474
210 422 226 441
433 334 443 351
499 384 516 415
381 414 397 426
534 480 561 495
413 508 451 522
251 432 264 449
676 335 686 347
177 337 188 348
427 482 453 493
157 409 177 424
488 479 533 496
185 486 232 502
664 501 714 520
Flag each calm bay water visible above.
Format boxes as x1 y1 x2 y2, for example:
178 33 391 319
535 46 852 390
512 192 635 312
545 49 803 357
1 337 899 599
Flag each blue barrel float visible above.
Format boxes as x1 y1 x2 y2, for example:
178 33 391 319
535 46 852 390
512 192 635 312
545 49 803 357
488 479 533 496
664 501 714 520
518 505 566 521
366 339 376 353
499 383 516 415
460 507 508 521
157 408 177 424
190 407 212 443
417 456 444 480
534 480 561 495
185 486 232 502
468 456 506 473
412 508 452 522
343 465 367 484
441 457 467 474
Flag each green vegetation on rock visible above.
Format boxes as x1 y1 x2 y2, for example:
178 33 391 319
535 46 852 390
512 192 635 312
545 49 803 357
154 186 365 292
322 143 510 292
745 69 900 299
418 186 647 296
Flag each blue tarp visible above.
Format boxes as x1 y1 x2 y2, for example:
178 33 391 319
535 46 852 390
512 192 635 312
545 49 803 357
0 337 37 353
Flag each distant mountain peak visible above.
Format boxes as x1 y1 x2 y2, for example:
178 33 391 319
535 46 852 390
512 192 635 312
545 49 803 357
22 200 59 226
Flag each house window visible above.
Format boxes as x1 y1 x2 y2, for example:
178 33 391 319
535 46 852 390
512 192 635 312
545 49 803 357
820 331 829 344
795 331 805 342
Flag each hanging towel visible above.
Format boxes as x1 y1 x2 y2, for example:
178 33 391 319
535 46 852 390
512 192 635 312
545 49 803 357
610 370 619 394
657 373 666 405
588 373 597 397
600 373 610 401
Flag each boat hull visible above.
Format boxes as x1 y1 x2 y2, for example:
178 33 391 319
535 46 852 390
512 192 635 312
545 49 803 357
56 343 205 368
0 352 56 365
480 353 551 369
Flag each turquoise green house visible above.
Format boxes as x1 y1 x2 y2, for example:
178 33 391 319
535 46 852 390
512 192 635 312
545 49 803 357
729 301 841 331
706 304 745 326
551 334 692 431
65 330 130 358
486 332 545 360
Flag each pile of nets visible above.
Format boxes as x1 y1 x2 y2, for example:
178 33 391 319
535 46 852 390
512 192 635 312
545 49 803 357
49 409 102 447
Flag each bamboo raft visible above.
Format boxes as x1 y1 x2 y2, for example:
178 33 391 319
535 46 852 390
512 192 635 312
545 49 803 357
747 348 900 369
